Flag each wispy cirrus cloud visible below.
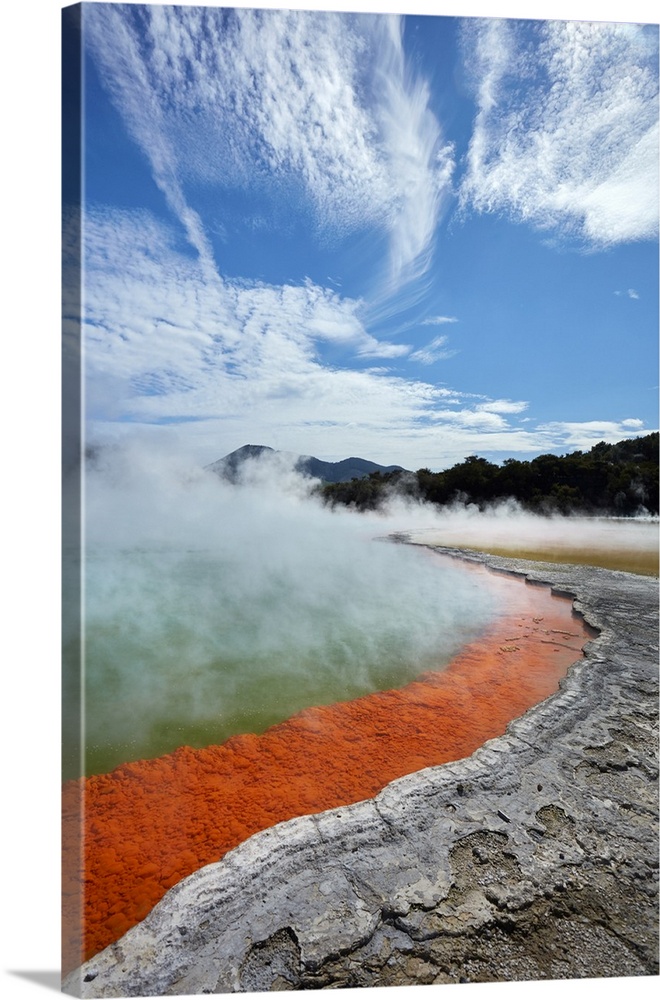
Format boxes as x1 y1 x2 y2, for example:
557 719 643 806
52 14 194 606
83 3 217 275
369 15 455 296
410 335 458 365
84 5 452 301
409 315 460 365
421 316 459 326
459 18 659 247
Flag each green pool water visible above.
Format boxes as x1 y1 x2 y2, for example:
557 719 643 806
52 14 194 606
63 543 502 780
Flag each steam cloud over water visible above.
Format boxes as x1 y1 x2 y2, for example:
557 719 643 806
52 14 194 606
65 438 658 778
396 499 658 569
65 439 657 773
72 440 503 777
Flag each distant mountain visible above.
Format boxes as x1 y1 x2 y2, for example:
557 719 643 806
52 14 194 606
205 444 407 484
205 444 277 481
300 454 406 483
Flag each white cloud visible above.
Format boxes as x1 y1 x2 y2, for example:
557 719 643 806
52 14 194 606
84 5 451 299
83 4 217 275
369 16 455 294
408 317 461 366
426 408 525 431
409 335 458 365
82 209 555 469
357 341 411 360
460 19 659 246
421 316 459 326
537 418 653 449
477 399 529 415
82 209 654 471
79 9 655 472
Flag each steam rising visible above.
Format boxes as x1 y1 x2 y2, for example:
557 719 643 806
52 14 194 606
394 498 658 564
70 438 657 778
74 439 502 776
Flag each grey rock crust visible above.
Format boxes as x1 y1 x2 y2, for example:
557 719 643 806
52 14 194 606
63 550 659 996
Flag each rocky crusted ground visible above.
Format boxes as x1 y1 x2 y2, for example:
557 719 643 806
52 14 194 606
63 550 659 996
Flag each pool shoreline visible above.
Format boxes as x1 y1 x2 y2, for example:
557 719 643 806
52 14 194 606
64 549 659 995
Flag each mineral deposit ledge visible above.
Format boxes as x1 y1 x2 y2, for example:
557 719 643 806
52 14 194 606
64 549 659 996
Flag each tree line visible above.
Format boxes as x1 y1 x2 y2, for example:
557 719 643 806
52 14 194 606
318 432 659 516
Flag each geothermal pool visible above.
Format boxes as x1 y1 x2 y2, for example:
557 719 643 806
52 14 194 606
63 549 592 974
66 542 504 779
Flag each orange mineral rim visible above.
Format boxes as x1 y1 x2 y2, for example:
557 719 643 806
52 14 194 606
63 560 591 974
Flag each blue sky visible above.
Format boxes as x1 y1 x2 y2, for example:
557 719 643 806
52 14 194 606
73 1 659 470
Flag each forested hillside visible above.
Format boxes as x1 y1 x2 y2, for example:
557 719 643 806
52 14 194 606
319 433 659 516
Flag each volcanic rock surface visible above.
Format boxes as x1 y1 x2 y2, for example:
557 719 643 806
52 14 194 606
63 550 659 996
